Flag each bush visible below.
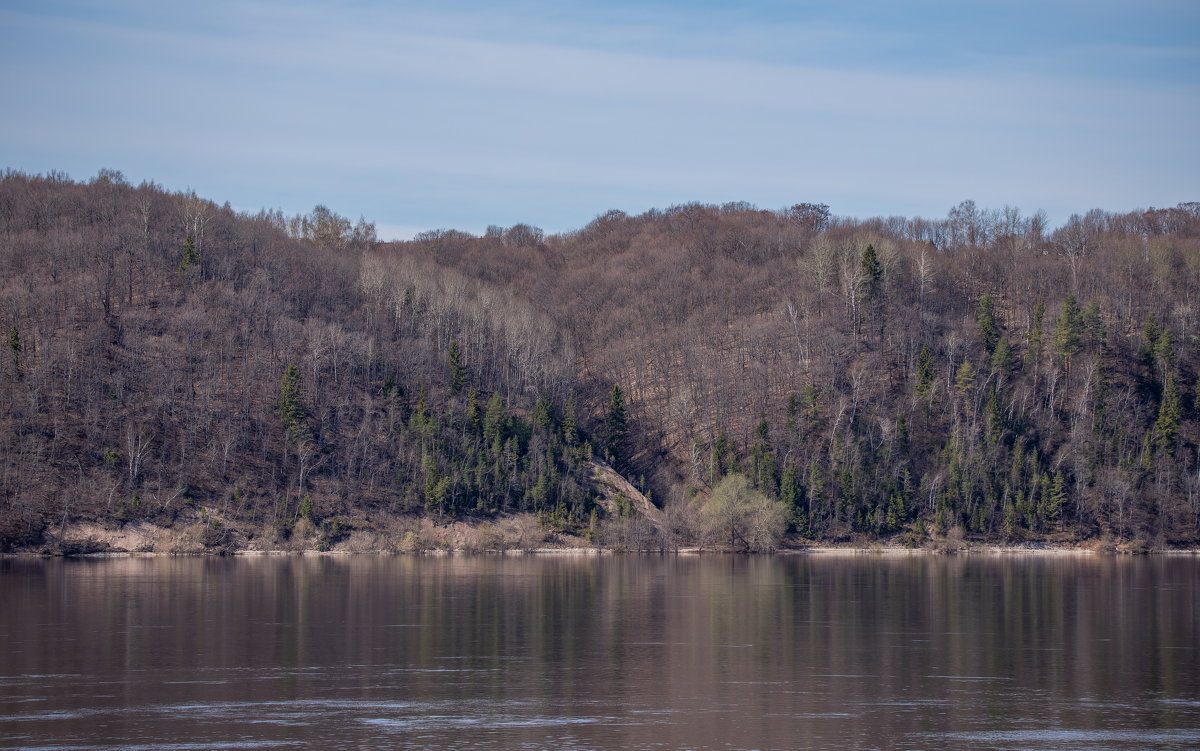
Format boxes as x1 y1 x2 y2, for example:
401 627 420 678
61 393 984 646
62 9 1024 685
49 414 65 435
699 474 787 552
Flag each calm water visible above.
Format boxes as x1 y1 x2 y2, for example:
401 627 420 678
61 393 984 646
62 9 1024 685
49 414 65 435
0 554 1197 750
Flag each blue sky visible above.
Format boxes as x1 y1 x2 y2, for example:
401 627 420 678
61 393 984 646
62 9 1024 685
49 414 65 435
2 1 1197 239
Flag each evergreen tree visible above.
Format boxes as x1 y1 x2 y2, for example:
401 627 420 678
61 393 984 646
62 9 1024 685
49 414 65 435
7 325 19 370
915 343 934 400
465 388 481 431
984 382 1004 445
1154 327 1176 378
779 463 801 524
561 398 579 446
976 293 1001 354
179 233 201 276
858 244 884 339
447 340 468 393
1080 301 1104 351
1141 312 1161 364
278 364 310 447
750 415 776 495
955 359 976 399
605 383 627 464
1154 371 1181 455
533 393 554 430
1043 472 1066 531
859 244 882 309
483 393 506 444
991 336 1013 374
1053 294 1081 367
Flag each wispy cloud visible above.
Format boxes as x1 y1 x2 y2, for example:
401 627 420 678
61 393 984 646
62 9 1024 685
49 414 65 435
1 1 1196 231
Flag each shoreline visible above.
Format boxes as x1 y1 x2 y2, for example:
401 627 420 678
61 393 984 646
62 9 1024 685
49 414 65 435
4 544 1198 558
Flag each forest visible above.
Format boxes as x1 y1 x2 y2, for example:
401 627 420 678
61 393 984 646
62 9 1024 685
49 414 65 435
0 169 1197 552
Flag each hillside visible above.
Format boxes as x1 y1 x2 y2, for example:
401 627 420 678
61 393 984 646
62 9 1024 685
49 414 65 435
1 171 1197 551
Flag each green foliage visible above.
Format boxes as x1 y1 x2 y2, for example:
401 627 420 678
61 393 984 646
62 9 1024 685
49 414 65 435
605 383 627 464
1080 301 1104 350
916 343 935 400
533 393 555 431
699 473 788 552
1154 327 1176 376
1141 312 1161 363
7 326 19 370
447 340 468 393
976 293 1000 354
1154 371 1181 455
750 415 777 495
859 244 882 308
561 398 579 446
483 393 505 443
990 336 1013 374
1053 294 1081 366
1040 472 1066 530
278 364 311 447
179 233 201 275
955 359 976 399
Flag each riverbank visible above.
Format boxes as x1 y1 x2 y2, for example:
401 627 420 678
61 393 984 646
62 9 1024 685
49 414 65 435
5 519 1197 557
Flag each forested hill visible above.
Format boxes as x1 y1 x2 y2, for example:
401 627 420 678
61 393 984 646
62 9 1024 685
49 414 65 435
1 170 1197 552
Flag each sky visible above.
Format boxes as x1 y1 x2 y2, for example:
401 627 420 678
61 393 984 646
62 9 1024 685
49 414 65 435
1 1 1197 239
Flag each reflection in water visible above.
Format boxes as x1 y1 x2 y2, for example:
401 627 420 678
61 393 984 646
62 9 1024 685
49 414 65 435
0 554 1197 750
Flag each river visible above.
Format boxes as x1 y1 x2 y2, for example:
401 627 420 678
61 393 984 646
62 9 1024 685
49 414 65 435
1 553 1197 750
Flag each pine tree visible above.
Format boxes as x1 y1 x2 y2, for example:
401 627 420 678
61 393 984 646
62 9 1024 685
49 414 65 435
1053 294 1081 368
976 293 1000 354
1153 327 1176 378
466 387 481 431
991 336 1013 374
533 393 554 430
447 340 468 393
750 415 776 495
1043 472 1066 531
859 244 882 308
278 364 310 447
561 397 579 446
1141 312 1161 364
7 325 19 370
955 359 976 399
858 244 884 339
179 233 201 276
1154 371 1181 456
483 393 505 445
779 463 801 521
605 383 627 464
1080 301 1104 351
915 343 934 400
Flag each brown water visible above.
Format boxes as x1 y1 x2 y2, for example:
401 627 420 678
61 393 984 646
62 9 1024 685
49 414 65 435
0 554 1197 750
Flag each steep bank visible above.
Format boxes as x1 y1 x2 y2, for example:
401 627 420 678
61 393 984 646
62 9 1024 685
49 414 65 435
2 172 1198 551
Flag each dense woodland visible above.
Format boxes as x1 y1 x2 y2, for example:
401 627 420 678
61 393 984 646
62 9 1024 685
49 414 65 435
1 169 1197 551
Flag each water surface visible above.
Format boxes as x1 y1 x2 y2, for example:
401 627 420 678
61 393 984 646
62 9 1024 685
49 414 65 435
1 554 1197 750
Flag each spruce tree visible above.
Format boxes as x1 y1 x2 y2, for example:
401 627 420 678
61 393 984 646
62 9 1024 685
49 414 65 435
1053 294 1081 367
976 293 1000 354
180 233 201 276
447 340 467 393
278 364 310 447
561 398 579 446
605 384 627 464
915 343 934 400
1154 371 1181 455
7 325 19 370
